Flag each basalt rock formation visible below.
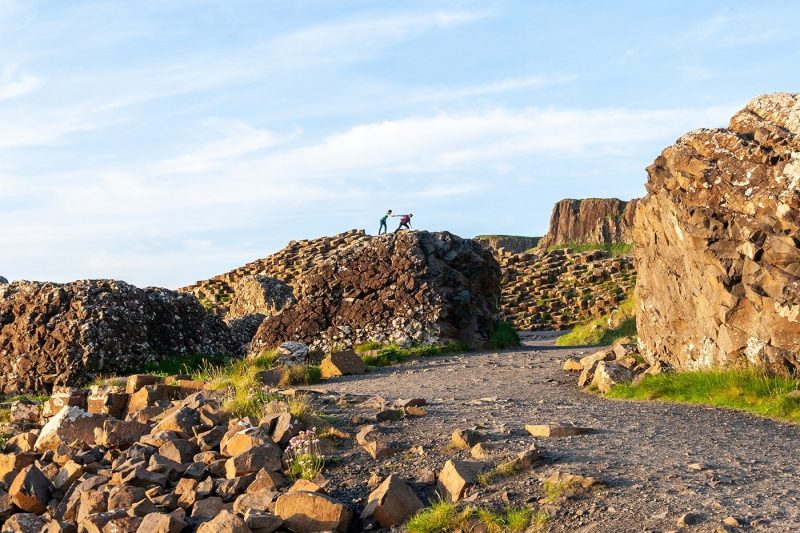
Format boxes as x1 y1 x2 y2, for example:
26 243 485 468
247 231 501 354
497 247 635 331
537 198 638 249
634 92 800 374
474 235 540 254
226 275 295 320
0 280 233 393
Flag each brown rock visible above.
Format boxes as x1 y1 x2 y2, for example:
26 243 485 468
34 406 107 452
5 431 38 454
159 439 199 464
96 418 150 449
196 509 252 533
562 357 584 371
220 426 272 457
126 385 180 416
525 425 594 437
1 513 47 532
43 387 88 418
275 491 353 533
54 460 84 491
0 452 37 487
538 197 638 249
233 490 277 514
9 465 53 514
135 513 187 533
360 475 424 528
10 400 40 424
243 509 282 532
151 407 200 438
247 469 286 492
126 375 164 394
634 93 800 374
451 429 483 450
271 413 303 446
102 515 143 533
225 444 283 478
319 350 367 378
437 460 484 503
88 386 129 418
591 361 634 393
190 496 228 519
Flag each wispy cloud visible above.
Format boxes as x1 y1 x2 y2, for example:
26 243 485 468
411 74 577 102
0 71 42 101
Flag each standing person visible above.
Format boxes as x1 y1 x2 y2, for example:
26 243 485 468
378 210 393 234
394 213 413 233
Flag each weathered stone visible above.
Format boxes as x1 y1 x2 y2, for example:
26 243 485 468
88 386 129 418
10 400 40 424
591 361 634 393
4 432 38 454
634 93 800 374
54 460 84 491
360 475 424 528
525 425 594 437
1 513 47 532
101 515 143 533
95 418 150 449
271 413 303 446
9 465 53 514
190 496 229 519
0 453 37 486
220 426 271 457
437 460 484 503
107 485 147 511
451 429 484 450
319 350 367 378
275 491 353 533
151 407 200 438
225 444 283 478
135 513 186 533
42 387 88 418
246 469 286 492
563 357 584 371
77 490 110 524
233 490 277 514
0 280 233 393
226 275 295 320
158 439 199 464
125 385 179 416
196 509 252 533
34 407 107 452
126 375 164 394
243 509 282 532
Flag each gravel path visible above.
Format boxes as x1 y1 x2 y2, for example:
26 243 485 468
318 334 800 532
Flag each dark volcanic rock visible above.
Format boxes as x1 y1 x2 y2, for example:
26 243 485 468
247 231 500 354
0 280 233 393
634 92 800 373
537 198 638 249
474 235 540 254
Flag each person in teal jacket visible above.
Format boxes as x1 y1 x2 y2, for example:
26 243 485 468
379 210 393 234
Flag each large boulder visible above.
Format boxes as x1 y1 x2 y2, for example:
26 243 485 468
634 93 800 373
226 275 295 320
537 198 639 249
247 231 500 354
0 279 234 393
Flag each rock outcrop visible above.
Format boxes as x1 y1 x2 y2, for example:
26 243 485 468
247 231 500 354
634 92 800 373
226 275 295 320
0 280 233 393
537 198 638 249
497 247 635 331
474 235 540 254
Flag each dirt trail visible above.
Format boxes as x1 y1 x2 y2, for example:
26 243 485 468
319 334 800 532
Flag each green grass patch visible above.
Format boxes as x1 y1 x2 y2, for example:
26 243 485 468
607 370 800 423
477 506 548 533
556 295 636 346
141 353 233 377
488 321 520 349
475 459 522 486
354 341 467 367
406 501 474 533
548 242 633 256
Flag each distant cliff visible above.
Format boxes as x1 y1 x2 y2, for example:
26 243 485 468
474 235 540 254
537 198 638 249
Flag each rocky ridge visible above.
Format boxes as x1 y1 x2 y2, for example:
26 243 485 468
537 198 638 249
474 235 540 254
247 231 501 354
0 280 233 394
635 92 800 373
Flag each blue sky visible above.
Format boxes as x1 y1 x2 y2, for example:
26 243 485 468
2 0 799 288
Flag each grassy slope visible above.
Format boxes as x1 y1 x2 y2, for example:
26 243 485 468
547 242 633 256
607 370 800 423
555 296 636 346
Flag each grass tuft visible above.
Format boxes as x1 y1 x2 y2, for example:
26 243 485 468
476 459 522 486
541 477 583 504
488 321 520 349
556 294 636 346
477 506 547 533
140 352 233 377
548 242 633 256
354 341 467 367
607 370 800 423
406 501 474 533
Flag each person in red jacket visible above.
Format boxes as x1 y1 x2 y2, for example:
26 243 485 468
394 213 413 233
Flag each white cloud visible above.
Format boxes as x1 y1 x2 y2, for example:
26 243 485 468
0 72 41 101
411 75 577 102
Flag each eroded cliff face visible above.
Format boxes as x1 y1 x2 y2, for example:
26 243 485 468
247 231 501 354
537 198 638 249
634 92 800 374
474 235 540 254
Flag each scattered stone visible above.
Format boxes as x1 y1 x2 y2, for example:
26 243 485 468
9 465 53 514
437 460 484 503
563 358 584 371
525 424 594 437
275 491 353 532
135 512 187 533
451 428 484 450
319 350 367 378
591 361 634 393
360 475 424 529
34 406 106 452
677 512 702 528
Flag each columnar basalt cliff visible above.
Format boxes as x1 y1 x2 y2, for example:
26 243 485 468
247 231 501 354
497 248 635 331
634 93 800 373
0 280 233 393
537 198 638 249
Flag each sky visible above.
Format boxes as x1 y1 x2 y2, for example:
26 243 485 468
2 0 800 288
